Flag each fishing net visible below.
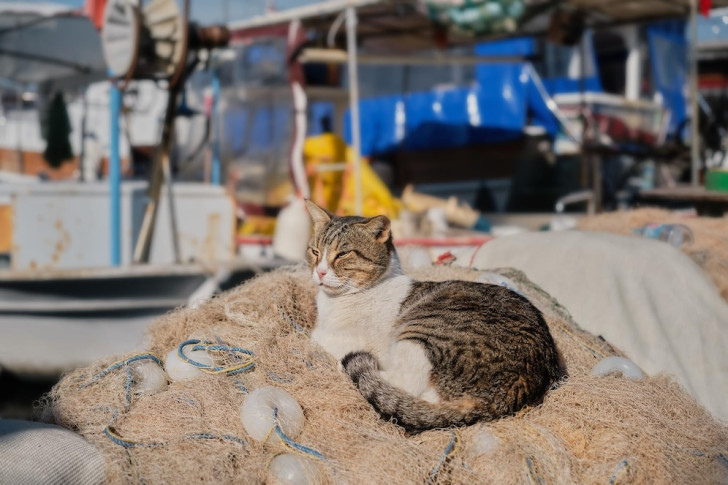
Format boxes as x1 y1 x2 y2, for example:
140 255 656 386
44 264 728 484
576 208 728 304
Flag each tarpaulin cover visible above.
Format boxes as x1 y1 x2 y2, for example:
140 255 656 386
0 3 105 86
647 20 688 136
343 83 529 155
342 33 604 156
343 66 531 155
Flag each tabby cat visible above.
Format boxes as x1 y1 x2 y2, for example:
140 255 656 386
305 200 563 433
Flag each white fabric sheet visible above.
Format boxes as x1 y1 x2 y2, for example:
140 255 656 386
455 230 728 423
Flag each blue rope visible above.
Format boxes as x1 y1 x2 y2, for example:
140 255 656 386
428 430 459 484
103 426 163 449
177 339 256 375
282 312 307 335
274 297 308 336
221 435 247 445
267 372 294 384
682 448 728 468
124 367 133 410
272 407 325 461
292 349 315 369
186 433 247 445
525 456 545 485
104 427 246 448
609 459 630 485
81 354 163 389
233 379 249 394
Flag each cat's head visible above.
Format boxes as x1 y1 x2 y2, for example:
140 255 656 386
304 200 395 296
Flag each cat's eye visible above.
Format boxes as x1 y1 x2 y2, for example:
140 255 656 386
334 251 352 261
308 247 320 257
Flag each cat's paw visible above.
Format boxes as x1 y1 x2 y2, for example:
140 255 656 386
341 351 379 384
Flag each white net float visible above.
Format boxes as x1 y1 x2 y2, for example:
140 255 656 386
268 453 322 485
591 356 644 379
129 359 167 394
468 428 500 459
164 346 214 381
240 386 305 443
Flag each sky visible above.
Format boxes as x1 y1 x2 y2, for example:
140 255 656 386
16 0 320 25
11 0 728 42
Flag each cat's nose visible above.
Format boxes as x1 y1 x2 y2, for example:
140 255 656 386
317 269 327 280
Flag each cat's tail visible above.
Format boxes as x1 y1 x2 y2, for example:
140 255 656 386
342 351 490 433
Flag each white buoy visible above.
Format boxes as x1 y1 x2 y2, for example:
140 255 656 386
273 197 311 262
407 248 432 268
476 272 522 296
269 453 321 485
468 429 499 459
591 356 644 379
129 360 167 394
164 346 214 381
240 387 304 443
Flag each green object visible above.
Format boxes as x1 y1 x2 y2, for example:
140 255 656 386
705 169 728 193
43 91 74 169
425 0 526 36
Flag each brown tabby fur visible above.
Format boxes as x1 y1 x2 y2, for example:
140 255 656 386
305 201 564 433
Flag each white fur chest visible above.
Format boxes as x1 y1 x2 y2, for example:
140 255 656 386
311 275 412 365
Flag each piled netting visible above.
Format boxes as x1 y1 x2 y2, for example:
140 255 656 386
44 264 728 484
577 208 728 303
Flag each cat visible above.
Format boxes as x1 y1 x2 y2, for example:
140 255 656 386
304 200 563 433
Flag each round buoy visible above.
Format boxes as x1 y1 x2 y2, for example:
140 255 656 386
269 453 321 485
591 356 644 379
240 387 305 443
129 360 167 394
164 347 214 381
468 428 499 458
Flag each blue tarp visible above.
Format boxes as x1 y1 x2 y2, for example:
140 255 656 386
339 33 606 156
341 69 539 155
647 20 687 136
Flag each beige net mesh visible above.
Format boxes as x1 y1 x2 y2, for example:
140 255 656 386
43 264 728 484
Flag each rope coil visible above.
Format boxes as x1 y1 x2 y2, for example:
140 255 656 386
80 354 163 390
177 339 256 375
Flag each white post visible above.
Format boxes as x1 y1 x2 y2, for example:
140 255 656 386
346 6 363 216
689 0 701 186
623 25 641 101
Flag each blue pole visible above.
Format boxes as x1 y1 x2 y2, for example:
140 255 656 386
211 70 221 186
109 79 122 266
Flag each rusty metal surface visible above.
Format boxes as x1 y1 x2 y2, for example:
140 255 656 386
0 181 237 272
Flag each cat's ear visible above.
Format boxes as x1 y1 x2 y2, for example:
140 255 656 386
362 215 391 243
304 199 332 230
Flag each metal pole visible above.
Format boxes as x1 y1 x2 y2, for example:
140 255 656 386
346 6 363 216
15 84 24 174
689 0 700 186
79 85 88 181
623 25 641 101
211 69 221 185
109 78 122 266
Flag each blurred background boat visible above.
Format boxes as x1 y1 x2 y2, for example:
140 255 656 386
1 0 728 414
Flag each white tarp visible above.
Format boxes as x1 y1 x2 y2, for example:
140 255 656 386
0 2 106 86
455 230 728 423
